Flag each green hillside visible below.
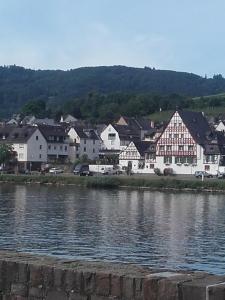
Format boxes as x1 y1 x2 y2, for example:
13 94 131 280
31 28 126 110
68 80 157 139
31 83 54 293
1 65 225 118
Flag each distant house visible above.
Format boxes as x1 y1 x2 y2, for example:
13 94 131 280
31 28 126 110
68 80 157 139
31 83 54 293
60 115 78 123
7 118 19 125
155 110 225 175
100 124 139 151
68 127 101 161
0 126 47 170
116 116 155 139
38 125 69 163
119 141 155 173
215 121 225 132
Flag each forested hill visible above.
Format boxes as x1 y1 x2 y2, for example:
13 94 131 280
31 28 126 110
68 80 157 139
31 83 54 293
1 65 225 117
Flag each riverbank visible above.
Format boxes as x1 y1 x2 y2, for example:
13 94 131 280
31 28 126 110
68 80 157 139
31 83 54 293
1 173 225 192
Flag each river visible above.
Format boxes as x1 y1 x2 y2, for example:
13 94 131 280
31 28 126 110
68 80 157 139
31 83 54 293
0 184 224 274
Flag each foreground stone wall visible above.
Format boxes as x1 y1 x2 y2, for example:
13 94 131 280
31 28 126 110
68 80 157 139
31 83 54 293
0 251 225 299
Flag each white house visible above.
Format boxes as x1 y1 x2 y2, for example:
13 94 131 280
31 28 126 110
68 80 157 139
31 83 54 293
100 124 139 151
215 121 225 132
38 125 69 163
119 141 155 173
0 126 47 170
68 127 101 161
155 110 225 175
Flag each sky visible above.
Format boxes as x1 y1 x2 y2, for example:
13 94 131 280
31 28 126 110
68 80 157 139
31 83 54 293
0 0 224 77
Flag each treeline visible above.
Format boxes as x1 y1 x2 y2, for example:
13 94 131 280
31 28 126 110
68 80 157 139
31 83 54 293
20 92 225 123
1 65 225 118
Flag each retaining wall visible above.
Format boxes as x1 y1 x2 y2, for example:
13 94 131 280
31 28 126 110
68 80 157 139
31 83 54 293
0 251 225 299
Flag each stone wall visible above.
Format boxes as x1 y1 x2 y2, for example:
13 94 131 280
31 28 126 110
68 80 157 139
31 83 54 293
0 251 225 299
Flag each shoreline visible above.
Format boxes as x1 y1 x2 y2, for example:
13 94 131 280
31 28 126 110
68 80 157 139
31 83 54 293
1 174 225 194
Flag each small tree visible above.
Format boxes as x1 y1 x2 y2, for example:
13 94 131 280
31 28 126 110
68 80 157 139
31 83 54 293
0 144 17 168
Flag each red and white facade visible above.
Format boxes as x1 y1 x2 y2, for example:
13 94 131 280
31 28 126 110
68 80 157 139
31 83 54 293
156 111 220 175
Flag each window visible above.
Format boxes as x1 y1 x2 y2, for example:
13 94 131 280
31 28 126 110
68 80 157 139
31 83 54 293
174 123 177 127
19 153 24 159
76 154 79 158
40 145 42 150
179 122 182 127
166 145 172 151
60 145 63 151
84 139 86 144
93 149 95 153
36 136 38 140
178 145 184 151
76 146 79 151
39 154 42 159
174 134 179 138
93 140 95 145
108 133 116 140
48 145 51 150
54 146 57 150
181 134 184 138
19 144 24 149
150 164 154 169
65 146 67 151
84 147 86 152
164 156 172 164
188 145 194 151
159 145 164 151
169 134 172 138
138 162 145 169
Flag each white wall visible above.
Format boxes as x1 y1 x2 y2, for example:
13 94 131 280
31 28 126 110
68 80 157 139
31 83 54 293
156 145 220 175
100 125 120 150
27 129 47 162
68 128 100 161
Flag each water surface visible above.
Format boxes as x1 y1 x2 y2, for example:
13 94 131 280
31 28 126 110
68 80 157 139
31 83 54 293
0 184 225 274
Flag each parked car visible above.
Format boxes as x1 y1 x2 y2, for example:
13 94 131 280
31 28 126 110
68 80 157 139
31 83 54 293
217 171 225 179
49 167 63 174
194 171 213 178
73 164 93 176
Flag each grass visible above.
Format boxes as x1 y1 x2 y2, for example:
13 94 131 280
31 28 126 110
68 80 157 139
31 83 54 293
1 174 225 192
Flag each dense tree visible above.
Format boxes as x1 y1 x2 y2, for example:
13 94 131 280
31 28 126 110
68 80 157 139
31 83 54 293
1 65 225 118
0 144 17 166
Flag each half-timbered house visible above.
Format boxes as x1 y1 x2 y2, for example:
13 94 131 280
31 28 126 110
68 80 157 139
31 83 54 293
119 141 155 173
156 110 225 175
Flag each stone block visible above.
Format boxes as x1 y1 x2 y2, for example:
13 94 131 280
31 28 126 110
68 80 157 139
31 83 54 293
64 270 77 292
181 275 225 300
82 272 95 295
29 265 43 287
53 268 65 288
42 266 54 290
11 283 28 297
46 290 68 300
95 273 110 296
122 277 134 299
206 282 225 300
69 293 87 300
134 277 143 299
110 275 122 298
17 263 29 284
28 286 43 298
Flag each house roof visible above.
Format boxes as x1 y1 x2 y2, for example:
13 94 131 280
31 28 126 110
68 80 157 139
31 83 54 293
178 110 213 145
117 116 153 131
0 126 37 143
113 124 140 140
38 125 67 141
133 141 155 156
72 127 100 140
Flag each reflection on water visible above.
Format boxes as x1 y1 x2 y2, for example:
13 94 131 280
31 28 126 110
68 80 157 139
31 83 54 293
0 184 225 274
